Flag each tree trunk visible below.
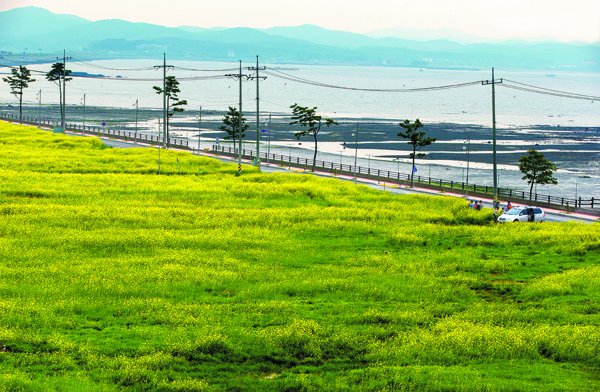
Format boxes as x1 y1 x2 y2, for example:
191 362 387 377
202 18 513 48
529 171 537 199
529 181 535 200
410 146 417 187
19 92 23 124
312 133 318 172
58 82 63 125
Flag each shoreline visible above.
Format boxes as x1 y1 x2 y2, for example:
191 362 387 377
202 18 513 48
2 104 598 198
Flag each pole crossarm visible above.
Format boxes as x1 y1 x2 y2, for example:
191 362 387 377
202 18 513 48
481 79 503 86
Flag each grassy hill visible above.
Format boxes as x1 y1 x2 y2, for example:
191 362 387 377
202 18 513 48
0 122 599 391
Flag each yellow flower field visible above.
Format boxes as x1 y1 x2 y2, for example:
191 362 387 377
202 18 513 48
0 122 598 391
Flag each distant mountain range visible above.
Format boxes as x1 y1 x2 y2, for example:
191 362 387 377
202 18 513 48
1 7 599 71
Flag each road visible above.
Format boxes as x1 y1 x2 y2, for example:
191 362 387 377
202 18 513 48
100 135 599 224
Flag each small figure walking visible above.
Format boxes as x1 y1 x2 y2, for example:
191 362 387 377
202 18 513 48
528 208 535 222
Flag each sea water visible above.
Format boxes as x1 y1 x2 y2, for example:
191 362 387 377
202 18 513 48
2 60 598 198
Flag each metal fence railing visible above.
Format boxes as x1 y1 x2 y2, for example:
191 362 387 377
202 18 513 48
1 112 597 211
213 145 597 210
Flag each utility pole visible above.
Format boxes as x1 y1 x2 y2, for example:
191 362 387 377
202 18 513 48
197 106 202 152
248 55 267 169
58 50 71 130
134 98 139 142
82 94 86 129
154 53 174 148
226 61 250 176
482 68 503 204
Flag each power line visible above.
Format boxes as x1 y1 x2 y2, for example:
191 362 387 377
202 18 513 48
174 66 240 72
264 68 483 92
500 82 600 101
2 64 232 82
71 61 239 73
503 79 600 100
70 74 229 82
71 61 156 71
5 59 600 102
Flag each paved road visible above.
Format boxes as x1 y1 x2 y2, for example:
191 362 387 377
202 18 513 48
100 135 598 224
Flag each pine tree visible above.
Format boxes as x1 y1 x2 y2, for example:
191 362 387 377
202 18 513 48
3 66 36 124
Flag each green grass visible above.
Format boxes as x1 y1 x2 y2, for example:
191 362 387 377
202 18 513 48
0 122 599 391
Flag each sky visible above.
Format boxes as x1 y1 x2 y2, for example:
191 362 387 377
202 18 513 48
2 0 600 42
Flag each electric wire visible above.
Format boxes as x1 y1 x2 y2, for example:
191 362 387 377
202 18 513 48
72 61 239 73
174 66 239 72
71 61 155 71
503 79 600 100
71 74 230 82
264 68 483 92
3 61 599 101
499 84 599 101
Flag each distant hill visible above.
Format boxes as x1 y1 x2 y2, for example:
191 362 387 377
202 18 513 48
1 7 599 71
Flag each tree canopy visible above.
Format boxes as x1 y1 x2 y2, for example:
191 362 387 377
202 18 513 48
153 76 187 146
219 106 248 152
3 65 36 123
397 119 436 186
289 103 336 172
518 149 558 197
45 62 72 84
45 63 72 124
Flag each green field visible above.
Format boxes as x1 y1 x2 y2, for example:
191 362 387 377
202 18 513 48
0 122 599 391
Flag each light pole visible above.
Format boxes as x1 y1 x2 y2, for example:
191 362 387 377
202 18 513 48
197 106 202 152
134 98 139 142
339 149 344 173
81 94 86 130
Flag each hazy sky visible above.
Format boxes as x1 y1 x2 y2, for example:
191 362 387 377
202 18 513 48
2 0 600 42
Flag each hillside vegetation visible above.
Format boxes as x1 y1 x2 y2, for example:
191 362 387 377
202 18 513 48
0 122 599 391
2 7 600 71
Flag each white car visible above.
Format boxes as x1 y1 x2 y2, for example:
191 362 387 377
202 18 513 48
497 206 545 223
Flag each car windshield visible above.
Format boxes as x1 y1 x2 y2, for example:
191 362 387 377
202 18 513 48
505 209 521 215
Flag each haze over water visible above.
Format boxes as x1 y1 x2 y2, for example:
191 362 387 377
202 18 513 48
10 60 598 126
1 59 598 198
